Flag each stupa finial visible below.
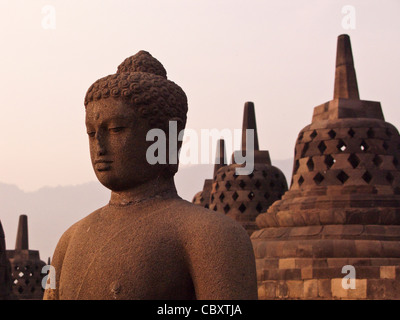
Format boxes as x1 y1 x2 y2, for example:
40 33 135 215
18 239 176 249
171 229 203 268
15 215 28 250
334 34 360 99
213 139 226 176
0 221 4 239
242 102 259 151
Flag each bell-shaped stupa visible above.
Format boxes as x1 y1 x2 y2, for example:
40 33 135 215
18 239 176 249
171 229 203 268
252 35 400 300
208 102 288 235
0 220 11 299
7 215 46 300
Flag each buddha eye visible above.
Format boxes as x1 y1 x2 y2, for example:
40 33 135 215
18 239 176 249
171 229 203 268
109 127 125 133
87 131 96 138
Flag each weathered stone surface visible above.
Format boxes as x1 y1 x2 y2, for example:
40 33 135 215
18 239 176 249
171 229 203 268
193 103 288 236
6 215 46 300
44 51 257 300
252 35 400 299
192 179 213 209
380 266 396 279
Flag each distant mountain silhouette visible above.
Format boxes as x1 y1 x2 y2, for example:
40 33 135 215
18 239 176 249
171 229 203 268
0 181 110 262
0 158 293 261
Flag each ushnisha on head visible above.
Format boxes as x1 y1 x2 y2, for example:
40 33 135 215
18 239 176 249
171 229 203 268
85 50 188 130
84 51 188 191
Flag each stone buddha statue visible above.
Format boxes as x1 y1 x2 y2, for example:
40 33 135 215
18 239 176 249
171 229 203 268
44 51 257 300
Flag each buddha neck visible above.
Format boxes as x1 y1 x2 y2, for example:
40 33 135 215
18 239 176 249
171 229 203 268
109 176 179 207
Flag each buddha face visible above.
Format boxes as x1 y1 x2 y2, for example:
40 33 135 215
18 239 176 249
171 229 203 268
85 98 164 191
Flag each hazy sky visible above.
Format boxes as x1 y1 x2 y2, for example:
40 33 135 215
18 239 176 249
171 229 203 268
0 0 399 192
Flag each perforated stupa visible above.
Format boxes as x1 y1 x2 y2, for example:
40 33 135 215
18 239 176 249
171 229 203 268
7 215 46 300
194 102 288 235
252 35 400 300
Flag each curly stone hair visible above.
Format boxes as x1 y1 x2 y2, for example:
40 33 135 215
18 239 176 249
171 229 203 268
84 50 188 130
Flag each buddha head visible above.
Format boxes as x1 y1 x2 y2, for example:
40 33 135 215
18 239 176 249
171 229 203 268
84 51 188 191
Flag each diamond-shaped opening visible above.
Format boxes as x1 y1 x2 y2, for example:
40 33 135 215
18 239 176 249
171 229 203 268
362 171 372 184
233 173 238 180
215 183 219 191
18 287 23 294
301 142 310 157
219 193 225 201
256 202 263 213
373 155 383 167
325 155 335 169
386 172 394 184
13 279 18 285
337 171 349 184
383 141 389 151
238 203 246 213
223 204 230 213
255 180 261 189
386 128 393 137
348 128 356 137
367 128 375 139
199 196 204 203
337 140 347 152
211 194 214 202
318 141 327 154
264 192 270 200
310 130 317 140
270 181 275 188
298 176 305 186
313 172 324 185
232 192 239 201
348 154 360 169
239 180 246 189
221 173 226 180
298 132 304 142
213 205 218 211
360 140 369 151
18 272 24 278
204 204 209 209
328 129 336 139
262 170 268 178
307 158 314 171
393 157 399 168
25 279 30 285
225 181 232 190
293 160 300 175
248 192 255 200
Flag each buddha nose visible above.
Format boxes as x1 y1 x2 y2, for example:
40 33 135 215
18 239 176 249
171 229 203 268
95 133 107 156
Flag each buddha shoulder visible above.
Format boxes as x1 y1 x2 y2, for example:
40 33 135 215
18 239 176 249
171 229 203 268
167 198 251 244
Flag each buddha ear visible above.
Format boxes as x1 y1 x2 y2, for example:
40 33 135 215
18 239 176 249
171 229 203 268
163 117 183 178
